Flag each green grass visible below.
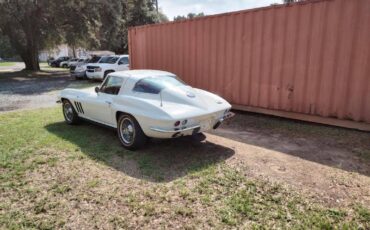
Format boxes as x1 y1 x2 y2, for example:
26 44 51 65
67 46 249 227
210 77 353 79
39 62 68 72
0 62 17 67
0 108 369 229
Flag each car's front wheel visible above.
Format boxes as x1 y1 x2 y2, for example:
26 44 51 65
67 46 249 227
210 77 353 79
117 114 147 150
62 100 79 125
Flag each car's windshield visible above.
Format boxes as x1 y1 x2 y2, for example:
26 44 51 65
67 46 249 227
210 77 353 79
133 75 186 94
100 56 119 64
89 56 101 63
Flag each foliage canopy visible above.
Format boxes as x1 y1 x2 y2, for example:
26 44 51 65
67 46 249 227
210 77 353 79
0 0 167 70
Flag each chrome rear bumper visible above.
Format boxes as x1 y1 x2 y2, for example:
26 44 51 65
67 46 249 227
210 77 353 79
149 111 235 137
150 125 200 133
221 111 235 121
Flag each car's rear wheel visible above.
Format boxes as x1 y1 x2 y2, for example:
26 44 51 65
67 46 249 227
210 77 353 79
62 100 79 125
62 64 68 68
117 114 147 150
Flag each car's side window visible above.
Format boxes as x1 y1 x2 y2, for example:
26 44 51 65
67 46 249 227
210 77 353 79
100 76 124 95
118 57 129 65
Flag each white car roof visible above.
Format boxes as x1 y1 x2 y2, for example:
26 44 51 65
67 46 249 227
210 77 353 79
113 70 176 80
110 54 129 58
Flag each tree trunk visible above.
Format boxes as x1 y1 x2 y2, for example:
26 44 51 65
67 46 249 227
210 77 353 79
2 23 40 71
21 47 40 71
72 46 76 58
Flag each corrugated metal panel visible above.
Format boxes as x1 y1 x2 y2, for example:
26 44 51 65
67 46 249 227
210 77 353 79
129 0 370 125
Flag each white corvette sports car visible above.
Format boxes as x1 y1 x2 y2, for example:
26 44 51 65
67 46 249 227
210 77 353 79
58 70 234 150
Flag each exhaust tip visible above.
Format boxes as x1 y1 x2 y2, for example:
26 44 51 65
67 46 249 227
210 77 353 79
172 132 182 138
213 121 221 129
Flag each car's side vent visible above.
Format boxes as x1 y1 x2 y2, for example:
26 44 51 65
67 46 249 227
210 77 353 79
74 101 84 114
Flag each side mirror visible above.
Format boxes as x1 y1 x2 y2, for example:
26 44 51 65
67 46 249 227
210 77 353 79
95 87 100 93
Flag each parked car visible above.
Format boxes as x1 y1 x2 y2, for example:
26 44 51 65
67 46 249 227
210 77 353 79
47 57 55 66
67 58 88 68
70 56 102 79
86 55 129 80
60 58 77 68
58 70 234 150
50 56 70 67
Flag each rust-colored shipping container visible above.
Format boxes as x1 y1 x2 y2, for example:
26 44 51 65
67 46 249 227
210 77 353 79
129 0 370 130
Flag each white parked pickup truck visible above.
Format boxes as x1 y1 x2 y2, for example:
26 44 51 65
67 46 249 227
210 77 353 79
86 55 129 80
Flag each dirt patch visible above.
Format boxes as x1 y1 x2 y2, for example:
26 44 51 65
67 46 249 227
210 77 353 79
210 113 370 208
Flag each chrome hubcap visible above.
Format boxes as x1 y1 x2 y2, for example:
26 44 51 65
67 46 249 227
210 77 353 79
120 118 135 145
63 103 73 122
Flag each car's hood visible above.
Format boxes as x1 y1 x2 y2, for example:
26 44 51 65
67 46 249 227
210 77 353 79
76 63 88 68
88 63 115 68
77 62 88 66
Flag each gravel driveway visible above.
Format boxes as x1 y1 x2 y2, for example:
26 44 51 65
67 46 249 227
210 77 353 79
0 73 96 112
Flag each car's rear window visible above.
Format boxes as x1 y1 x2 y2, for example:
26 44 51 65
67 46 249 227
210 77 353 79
133 76 186 94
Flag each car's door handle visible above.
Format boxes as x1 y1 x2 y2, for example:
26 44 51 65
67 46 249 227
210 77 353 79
105 101 112 105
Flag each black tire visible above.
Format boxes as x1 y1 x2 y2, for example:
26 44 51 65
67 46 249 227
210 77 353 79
62 100 80 125
103 70 114 80
117 114 147 150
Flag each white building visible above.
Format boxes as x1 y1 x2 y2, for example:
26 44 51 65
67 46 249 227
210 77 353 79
38 44 89 61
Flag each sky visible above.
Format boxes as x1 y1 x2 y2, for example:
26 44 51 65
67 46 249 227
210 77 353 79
158 0 280 20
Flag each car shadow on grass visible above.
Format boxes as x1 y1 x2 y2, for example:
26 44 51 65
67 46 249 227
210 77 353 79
45 121 235 182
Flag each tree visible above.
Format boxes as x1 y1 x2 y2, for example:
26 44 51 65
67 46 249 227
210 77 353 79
1 1 51 70
0 0 101 70
100 0 168 54
0 34 17 58
0 0 168 70
174 12 205 21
